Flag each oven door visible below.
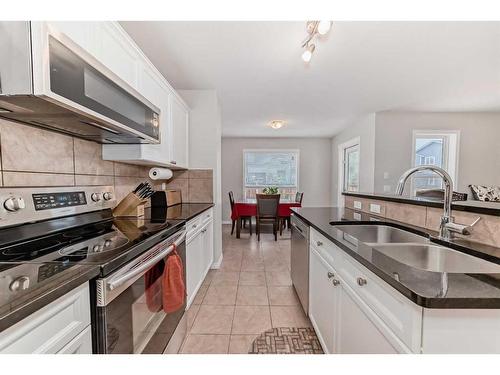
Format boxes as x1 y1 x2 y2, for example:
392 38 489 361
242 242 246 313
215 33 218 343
94 230 186 354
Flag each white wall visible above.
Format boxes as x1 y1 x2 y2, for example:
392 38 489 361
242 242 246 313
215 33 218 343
222 137 332 222
374 112 500 196
179 89 223 266
330 114 376 206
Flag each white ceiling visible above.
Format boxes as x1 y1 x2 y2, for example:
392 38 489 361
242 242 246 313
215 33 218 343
121 21 500 138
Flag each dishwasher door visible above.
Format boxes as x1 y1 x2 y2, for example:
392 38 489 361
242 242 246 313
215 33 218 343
290 214 310 315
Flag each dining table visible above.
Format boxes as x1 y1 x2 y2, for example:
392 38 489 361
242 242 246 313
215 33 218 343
233 198 302 238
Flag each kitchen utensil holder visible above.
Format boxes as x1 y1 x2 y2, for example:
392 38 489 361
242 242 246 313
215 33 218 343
113 192 148 217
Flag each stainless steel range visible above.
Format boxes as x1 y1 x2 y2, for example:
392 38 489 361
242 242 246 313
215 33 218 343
0 185 186 354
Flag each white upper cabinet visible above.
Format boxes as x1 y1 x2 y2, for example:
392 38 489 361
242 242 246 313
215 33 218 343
94 23 140 88
45 21 189 169
169 94 189 168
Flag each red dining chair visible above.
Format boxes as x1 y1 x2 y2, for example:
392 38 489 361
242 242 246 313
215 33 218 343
229 191 252 236
256 194 280 241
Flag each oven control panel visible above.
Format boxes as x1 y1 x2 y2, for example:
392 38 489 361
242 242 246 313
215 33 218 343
0 186 116 228
33 191 87 211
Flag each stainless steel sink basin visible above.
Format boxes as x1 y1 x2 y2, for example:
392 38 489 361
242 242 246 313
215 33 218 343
333 224 428 244
373 244 500 274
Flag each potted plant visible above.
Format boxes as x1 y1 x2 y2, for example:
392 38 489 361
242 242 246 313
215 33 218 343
262 187 279 194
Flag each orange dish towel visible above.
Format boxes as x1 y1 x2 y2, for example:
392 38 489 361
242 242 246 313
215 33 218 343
162 245 186 313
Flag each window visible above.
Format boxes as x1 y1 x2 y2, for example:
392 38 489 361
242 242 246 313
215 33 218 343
243 150 299 200
411 130 460 194
343 144 360 192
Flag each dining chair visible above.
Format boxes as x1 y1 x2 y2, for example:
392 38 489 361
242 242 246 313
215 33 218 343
256 194 280 241
295 192 304 204
280 192 304 234
229 191 252 236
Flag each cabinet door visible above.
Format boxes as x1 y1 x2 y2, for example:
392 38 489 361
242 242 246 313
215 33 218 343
337 282 398 354
309 247 339 354
138 67 172 163
94 23 140 88
46 21 98 56
0 283 90 354
186 230 204 307
201 221 214 274
170 94 189 168
57 326 92 354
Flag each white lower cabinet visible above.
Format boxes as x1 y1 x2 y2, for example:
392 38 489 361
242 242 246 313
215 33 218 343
337 282 399 353
309 229 418 354
186 209 214 308
310 246 405 354
57 326 92 354
309 247 338 353
309 227 500 354
0 283 92 354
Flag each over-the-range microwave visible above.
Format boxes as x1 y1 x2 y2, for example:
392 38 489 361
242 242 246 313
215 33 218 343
0 21 160 144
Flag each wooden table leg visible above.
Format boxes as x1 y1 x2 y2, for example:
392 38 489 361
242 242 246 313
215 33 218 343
236 217 241 239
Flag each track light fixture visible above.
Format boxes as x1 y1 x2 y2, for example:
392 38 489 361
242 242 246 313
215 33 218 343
301 21 332 63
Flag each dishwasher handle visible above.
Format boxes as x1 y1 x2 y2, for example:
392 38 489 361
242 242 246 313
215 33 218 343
107 230 186 290
291 221 308 239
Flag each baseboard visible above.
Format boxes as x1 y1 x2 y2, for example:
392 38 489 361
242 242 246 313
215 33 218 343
222 220 232 225
211 253 223 269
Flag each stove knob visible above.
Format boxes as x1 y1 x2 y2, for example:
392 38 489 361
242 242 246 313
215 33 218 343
103 192 113 201
9 276 30 291
91 193 101 202
104 239 112 247
4 197 26 212
92 244 102 253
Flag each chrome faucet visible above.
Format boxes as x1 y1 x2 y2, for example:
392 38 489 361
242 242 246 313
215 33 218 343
395 165 480 240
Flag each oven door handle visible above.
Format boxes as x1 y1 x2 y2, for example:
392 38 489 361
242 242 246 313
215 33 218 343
106 230 186 291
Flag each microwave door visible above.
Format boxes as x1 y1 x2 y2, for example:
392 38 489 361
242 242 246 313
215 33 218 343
29 22 161 144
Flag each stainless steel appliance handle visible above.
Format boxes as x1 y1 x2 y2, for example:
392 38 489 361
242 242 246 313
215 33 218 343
107 230 186 290
292 223 304 234
291 222 307 239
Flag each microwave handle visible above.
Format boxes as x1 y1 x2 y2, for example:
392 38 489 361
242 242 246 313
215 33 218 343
107 230 186 290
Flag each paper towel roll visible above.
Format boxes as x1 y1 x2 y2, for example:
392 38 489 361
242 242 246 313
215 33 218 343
149 167 173 180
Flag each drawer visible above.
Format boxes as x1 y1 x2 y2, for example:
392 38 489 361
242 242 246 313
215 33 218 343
57 326 92 354
0 283 91 354
201 208 213 225
186 216 202 240
310 228 343 267
338 255 422 352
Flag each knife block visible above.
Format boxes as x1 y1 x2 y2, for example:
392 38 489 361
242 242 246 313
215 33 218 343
113 192 148 217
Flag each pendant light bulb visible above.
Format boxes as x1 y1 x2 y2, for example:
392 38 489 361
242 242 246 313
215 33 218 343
317 21 332 35
302 44 315 63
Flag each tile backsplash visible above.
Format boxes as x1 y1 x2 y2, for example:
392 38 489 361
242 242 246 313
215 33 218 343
0 119 213 204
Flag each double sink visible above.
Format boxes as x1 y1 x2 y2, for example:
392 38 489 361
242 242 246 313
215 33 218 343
333 224 500 274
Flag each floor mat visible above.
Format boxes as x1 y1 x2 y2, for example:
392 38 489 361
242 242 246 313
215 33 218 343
249 327 324 354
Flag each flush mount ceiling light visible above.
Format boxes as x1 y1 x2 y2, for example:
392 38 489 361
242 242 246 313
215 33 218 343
301 21 332 63
268 120 286 129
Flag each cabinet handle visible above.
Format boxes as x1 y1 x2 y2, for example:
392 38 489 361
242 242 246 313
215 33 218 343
170 160 177 165
357 277 367 286
316 241 323 247
327 272 335 279
332 279 341 287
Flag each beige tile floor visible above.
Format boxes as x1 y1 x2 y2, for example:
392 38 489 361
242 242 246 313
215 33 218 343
179 223 311 354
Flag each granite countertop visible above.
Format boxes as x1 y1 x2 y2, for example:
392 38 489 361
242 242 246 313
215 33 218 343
0 264 100 332
343 191 500 216
291 207 500 308
145 202 214 221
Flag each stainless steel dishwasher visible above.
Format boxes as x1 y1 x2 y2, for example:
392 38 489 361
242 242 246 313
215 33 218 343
290 214 310 315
